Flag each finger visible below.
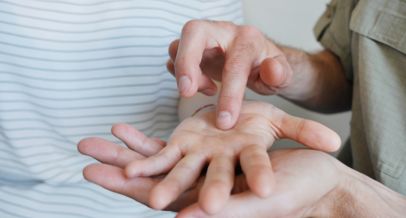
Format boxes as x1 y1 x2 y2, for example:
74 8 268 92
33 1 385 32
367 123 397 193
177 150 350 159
216 30 259 129
240 145 274 197
279 113 341 152
198 155 235 215
168 58 218 96
125 144 182 177
83 163 157 205
167 59 175 76
175 20 219 97
78 137 144 168
168 39 180 60
111 123 164 156
149 153 207 210
260 55 292 88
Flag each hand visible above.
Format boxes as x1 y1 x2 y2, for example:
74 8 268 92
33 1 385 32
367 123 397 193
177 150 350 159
124 101 341 214
78 130 199 211
167 20 294 129
178 148 345 218
78 130 344 218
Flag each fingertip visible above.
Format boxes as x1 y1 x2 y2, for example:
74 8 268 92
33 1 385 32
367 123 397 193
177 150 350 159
82 163 96 181
77 137 98 155
77 138 88 154
310 121 342 152
253 177 273 198
249 169 274 198
216 110 235 130
111 123 128 136
124 162 138 178
199 183 229 215
328 131 342 152
166 59 175 75
178 75 198 97
260 57 286 87
149 185 169 210
177 204 207 218
82 163 106 184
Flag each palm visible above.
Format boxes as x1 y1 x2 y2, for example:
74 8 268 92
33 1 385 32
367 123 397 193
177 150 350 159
79 101 340 215
78 134 339 218
172 106 277 158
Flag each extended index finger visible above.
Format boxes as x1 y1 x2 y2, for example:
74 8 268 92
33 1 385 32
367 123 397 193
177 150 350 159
216 27 261 129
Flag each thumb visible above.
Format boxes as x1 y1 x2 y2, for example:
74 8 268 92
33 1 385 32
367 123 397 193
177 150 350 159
259 56 292 89
278 113 341 152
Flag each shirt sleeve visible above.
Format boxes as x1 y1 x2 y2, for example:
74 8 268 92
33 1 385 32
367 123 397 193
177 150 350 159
313 0 356 80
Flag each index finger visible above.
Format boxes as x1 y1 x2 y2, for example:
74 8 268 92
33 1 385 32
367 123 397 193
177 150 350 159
216 30 259 129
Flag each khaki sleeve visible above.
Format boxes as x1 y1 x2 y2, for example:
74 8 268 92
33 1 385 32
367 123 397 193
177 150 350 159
313 0 356 80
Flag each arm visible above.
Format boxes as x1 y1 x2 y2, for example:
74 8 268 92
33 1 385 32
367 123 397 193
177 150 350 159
313 165 406 217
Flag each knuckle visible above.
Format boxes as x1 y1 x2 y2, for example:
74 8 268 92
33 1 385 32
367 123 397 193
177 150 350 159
233 25 264 52
219 93 239 106
182 19 205 34
224 57 247 72
296 119 307 140
209 180 228 190
176 161 194 173
160 178 181 197
238 25 263 39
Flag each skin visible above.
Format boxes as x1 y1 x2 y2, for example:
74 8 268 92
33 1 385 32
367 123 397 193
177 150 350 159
78 19 406 217
78 124 406 218
121 101 340 214
166 20 352 130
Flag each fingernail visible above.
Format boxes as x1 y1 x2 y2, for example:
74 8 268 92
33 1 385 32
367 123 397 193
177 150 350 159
218 111 232 128
178 76 191 93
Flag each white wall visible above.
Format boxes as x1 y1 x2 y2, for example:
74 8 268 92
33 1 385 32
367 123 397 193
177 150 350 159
242 0 351 150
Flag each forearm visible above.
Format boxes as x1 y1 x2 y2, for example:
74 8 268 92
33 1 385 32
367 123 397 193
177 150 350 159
277 45 352 113
314 166 406 217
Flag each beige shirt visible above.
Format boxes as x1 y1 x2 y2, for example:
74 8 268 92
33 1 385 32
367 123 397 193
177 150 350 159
314 0 406 194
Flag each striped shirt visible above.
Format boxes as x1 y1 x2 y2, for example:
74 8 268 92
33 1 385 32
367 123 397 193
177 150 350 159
0 0 243 217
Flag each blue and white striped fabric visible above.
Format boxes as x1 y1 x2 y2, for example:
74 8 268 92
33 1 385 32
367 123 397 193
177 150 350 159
0 0 243 217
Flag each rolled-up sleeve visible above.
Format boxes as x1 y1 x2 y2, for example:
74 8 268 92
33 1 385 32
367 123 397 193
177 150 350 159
313 0 356 80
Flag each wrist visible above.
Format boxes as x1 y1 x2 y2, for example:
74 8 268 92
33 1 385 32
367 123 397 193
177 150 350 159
278 46 318 100
276 44 352 113
310 163 406 218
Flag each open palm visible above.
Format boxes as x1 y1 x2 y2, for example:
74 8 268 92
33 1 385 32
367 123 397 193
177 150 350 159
81 101 340 214
78 126 342 218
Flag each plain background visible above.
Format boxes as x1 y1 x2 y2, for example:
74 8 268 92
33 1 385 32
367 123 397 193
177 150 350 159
242 0 351 149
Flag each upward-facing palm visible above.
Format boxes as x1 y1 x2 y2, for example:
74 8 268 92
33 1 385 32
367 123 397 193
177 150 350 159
78 125 343 218
79 101 341 215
